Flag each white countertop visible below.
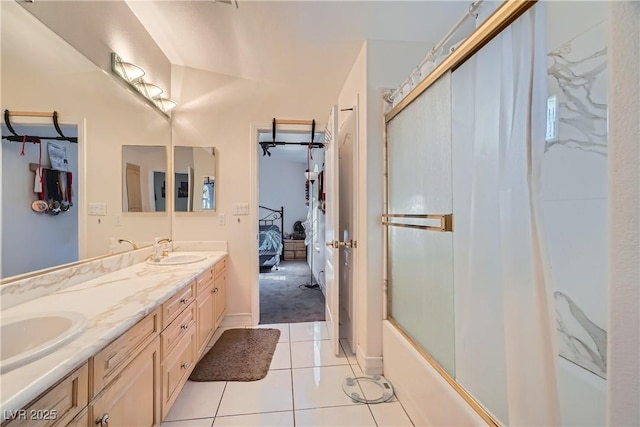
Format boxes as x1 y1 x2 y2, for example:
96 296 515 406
0 251 227 417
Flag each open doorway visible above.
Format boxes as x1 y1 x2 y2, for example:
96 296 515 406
257 130 327 324
1 123 79 278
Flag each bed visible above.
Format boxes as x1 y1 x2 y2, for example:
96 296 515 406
258 205 284 270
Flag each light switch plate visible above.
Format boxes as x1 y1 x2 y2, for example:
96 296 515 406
88 203 107 216
232 203 249 216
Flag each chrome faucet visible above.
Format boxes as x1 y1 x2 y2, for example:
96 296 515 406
117 239 138 250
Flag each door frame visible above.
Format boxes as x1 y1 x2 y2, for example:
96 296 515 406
338 99 360 354
2 116 87 260
249 121 326 325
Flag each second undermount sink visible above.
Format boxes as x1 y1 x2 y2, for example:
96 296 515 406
0 312 86 374
146 253 207 265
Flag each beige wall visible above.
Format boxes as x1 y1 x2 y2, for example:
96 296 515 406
1 2 171 260
170 63 342 323
337 39 431 372
607 1 640 424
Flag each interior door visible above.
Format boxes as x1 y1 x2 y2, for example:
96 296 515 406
324 105 340 355
125 163 142 212
338 102 358 354
187 166 195 212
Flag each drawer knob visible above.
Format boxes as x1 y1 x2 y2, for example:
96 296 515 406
181 362 190 370
180 298 188 304
96 413 109 426
213 287 219 294
181 324 189 330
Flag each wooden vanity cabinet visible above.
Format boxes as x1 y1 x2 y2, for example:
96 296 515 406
160 280 197 419
213 256 227 329
6 256 228 427
3 363 88 427
195 275 215 355
91 310 161 398
88 337 161 427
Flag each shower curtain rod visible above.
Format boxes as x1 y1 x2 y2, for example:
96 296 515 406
386 0 484 103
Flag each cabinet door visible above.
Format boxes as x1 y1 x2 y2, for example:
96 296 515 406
5 364 88 427
195 287 214 355
89 337 161 427
214 273 226 328
161 328 196 419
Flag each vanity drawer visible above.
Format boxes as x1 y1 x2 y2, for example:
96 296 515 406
161 327 195 418
4 363 88 427
214 256 227 278
162 281 195 329
161 303 195 359
196 268 214 296
91 309 160 398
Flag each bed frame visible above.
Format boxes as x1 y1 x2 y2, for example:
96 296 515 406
258 205 284 269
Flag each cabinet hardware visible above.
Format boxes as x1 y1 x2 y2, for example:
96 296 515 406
213 287 219 294
180 298 188 304
181 362 189 370
181 324 189 330
96 413 109 426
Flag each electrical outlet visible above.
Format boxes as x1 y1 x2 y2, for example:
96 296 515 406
115 215 122 226
218 213 226 225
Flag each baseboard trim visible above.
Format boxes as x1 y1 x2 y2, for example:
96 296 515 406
356 345 383 375
220 313 253 328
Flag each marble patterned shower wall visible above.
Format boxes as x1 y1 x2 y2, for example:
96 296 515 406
543 19 608 379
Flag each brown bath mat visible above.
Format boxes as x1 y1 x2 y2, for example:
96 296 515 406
189 328 281 382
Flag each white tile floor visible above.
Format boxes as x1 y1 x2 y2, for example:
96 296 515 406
162 321 414 427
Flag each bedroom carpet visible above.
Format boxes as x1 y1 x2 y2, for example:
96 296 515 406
260 261 326 324
189 328 280 382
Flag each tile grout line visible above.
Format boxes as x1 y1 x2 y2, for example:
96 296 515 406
343 344 379 427
212 381 228 421
288 323 297 427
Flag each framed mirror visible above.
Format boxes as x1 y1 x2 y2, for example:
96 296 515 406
122 145 167 212
174 146 216 212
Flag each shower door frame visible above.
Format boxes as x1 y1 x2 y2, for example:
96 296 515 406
382 1 538 426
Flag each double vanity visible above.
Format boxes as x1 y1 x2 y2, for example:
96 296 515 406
0 246 228 426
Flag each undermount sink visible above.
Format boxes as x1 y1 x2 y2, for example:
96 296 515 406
0 312 86 374
146 253 207 265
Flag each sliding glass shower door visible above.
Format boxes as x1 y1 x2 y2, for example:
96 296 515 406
386 73 455 376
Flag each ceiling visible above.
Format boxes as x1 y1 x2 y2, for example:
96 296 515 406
125 1 477 91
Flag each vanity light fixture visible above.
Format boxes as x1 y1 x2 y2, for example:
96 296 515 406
111 52 177 117
154 97 177 112
135 81 163 98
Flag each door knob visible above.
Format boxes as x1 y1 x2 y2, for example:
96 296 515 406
326 240 357 249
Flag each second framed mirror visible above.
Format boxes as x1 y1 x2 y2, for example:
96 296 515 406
174 146 217 212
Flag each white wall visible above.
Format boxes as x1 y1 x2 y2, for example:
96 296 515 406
607 1 640 425
258 157 307 236
1 2 171 262
170 63 342 325
1 126 78 278
19 1 171 93
337 39 431 372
